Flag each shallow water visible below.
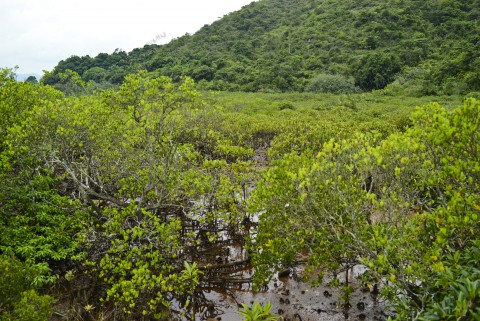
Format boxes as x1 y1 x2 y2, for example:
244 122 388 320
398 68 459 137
189 238 387 321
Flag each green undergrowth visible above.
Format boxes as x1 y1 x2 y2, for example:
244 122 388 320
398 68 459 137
211 90 463 116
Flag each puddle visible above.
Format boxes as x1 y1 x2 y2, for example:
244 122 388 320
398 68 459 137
192 265 387 321
181 216 388 321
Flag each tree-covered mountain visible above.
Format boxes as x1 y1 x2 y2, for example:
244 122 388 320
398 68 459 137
43 0 480 94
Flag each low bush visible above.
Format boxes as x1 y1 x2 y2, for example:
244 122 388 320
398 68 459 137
305 73 359 94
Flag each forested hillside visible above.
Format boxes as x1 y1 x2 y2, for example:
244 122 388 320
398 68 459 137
43 0 480 94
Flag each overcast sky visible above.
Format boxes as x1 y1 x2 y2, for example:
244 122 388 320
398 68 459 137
0 0 256 75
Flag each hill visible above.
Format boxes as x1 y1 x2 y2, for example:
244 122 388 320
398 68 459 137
43 0 480 94
15 73 41 82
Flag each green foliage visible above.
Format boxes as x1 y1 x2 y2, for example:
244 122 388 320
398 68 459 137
24 76 38 84
8 290 55 321
0 67 62 159
1 69 206 319
354 52 402 90
0 256 55 321
249 134 379 287
82 66 107 83
0 171 85 276
0 68 85 286
54 69 87 95
237 301 279 321
420 243 480 320
94 206 195 318
39 72 207 318
305 73 359 94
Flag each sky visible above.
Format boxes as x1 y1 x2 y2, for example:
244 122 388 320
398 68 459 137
0 0 257 75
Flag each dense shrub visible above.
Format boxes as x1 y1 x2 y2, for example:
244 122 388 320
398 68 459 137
0 256 54 321
305 73 359 94
420 243 480 320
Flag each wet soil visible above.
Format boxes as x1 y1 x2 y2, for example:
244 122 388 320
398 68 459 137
192 242 388 321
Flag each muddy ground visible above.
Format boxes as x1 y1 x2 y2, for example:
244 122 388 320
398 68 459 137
192 242 389 321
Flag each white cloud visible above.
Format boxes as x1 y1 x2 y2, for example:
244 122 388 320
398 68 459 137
0 0 256 74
